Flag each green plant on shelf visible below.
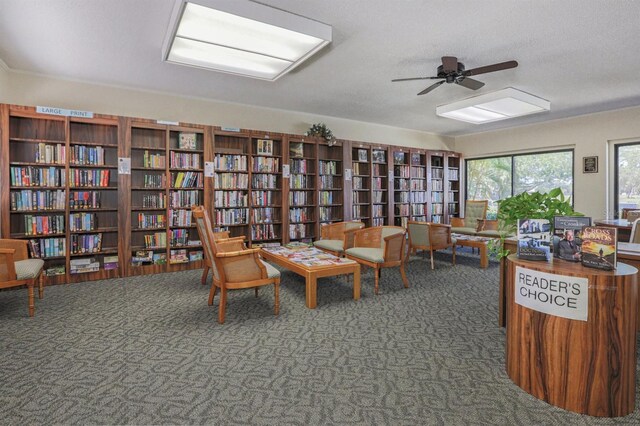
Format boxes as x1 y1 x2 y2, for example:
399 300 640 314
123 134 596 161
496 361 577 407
489 187 583 259
305 123 336 144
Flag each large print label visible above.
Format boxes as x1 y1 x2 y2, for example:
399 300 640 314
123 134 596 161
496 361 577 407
515 266 588 321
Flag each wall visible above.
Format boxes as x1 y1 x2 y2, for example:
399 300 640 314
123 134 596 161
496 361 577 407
454 107 640 219
0 61 9 94
0 70 454 150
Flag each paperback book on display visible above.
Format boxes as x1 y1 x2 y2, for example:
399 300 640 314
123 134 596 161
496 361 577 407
553 216 592 262
517 218 552 261
289 142 304 158
178 132 197 150
581 226 617 270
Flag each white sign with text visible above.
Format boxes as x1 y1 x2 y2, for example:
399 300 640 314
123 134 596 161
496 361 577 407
515 266 588 321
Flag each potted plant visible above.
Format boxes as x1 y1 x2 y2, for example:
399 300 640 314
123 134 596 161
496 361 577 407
306 123 336 144
490 187 583 258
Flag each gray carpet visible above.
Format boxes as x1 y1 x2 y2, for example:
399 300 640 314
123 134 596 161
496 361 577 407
0 250 638 425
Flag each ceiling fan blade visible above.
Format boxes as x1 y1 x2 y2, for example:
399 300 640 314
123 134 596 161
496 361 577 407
418 80 445 96
442 56 458 73
456 77 485 90
464 60 518 76
392 76 440 82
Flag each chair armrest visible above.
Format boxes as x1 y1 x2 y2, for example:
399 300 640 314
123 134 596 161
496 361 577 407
343 228 359 250
0 239 28 261
450 217 465 227
216 239 246 253
483 220 499 231
0 248 17 281
215 248 261 258
352 228 382 248
216 236 245 243
383 232 406 261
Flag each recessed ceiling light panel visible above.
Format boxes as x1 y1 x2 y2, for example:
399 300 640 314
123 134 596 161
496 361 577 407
436 87 550 124
162 0 332 81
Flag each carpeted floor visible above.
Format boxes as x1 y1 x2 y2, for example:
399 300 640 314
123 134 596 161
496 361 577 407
0 249 638 425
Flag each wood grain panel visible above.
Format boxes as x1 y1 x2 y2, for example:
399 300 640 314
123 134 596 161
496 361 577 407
505 255 638 417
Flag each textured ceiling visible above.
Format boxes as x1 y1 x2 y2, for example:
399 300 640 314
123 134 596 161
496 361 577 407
1 0 640 136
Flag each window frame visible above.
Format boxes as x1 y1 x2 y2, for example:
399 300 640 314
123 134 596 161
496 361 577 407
465 148 575 207
613 141 640 218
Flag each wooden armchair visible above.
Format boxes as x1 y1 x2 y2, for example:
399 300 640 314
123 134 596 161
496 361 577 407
345 226 408 295
193 206 280 324
407 221 456 270
626 210 640 223
314 221 365 257
197 227 246 285
0 239 45 317
450 200 488 235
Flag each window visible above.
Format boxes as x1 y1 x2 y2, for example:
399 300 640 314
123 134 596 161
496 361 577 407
466 150 574 219
615 142 640 217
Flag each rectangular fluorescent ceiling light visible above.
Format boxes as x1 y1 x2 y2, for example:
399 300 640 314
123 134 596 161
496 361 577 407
436 87 550 124
162 0 332 81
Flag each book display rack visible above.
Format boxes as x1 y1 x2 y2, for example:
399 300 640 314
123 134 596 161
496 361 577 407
1 103 461 288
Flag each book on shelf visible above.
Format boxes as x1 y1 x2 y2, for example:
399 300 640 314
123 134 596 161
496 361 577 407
393 152 405 165
70 258 100 274
581 226 617 270
289 142 304 158
35 143 65 164
552 216 592 262
178 132 197 150
45 265 66 276
410 153 421 166
256 139 273 156
153 253 167 265
103 255 119 270
170 249 189 264
188 251 203 262
132 250 154 264
357 149 367 162
517 218 552 261
372 150 386 163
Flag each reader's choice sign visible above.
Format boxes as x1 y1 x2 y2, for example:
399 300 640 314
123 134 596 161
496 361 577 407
515 266 588 321
282 164 290 179
344 168 352 181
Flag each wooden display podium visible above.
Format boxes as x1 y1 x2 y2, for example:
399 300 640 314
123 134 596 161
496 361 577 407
505 255 638 417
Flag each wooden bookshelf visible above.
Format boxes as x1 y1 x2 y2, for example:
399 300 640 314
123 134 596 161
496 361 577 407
351 144 371 226
317 139 344 231
409 149 428 222
67 117 120 282
392 147 411 228
446 153 461 222
1 103 463 289
371 146 390 226
127 122 206 275
213 131 250 240
428 151 445 223
1 105 122 284
286 136 317 242
249 133 283 245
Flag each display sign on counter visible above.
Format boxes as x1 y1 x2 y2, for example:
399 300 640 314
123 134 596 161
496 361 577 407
515 266 588 321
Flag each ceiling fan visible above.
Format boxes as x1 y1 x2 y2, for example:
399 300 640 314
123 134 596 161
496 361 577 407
392 56 518 96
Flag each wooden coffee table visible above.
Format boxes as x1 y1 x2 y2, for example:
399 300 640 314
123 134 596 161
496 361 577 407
452 234 491 268
260 246 361 309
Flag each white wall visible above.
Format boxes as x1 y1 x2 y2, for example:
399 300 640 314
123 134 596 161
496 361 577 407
0 62 8 94
0 70 454 150
454 107 640 219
